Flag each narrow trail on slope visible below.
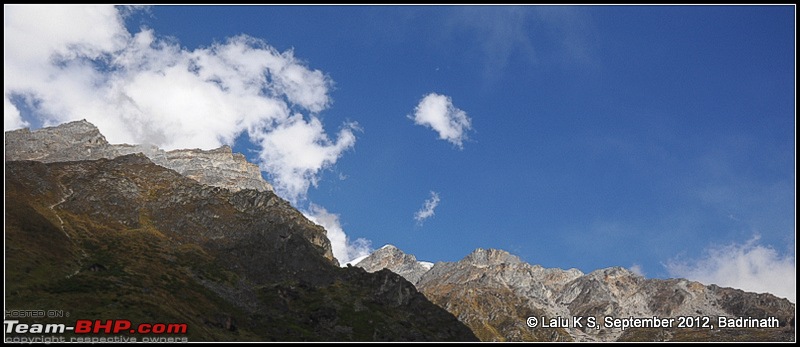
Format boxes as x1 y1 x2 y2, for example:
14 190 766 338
49 183 74 240
48 182 90 279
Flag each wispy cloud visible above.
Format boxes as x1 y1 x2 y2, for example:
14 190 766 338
414 191 441 225
665 235 795 302
442 6 594 79
3 5 354 204
445 7 537 79
410 93 472 149
304 204 372 266
629 264 645 277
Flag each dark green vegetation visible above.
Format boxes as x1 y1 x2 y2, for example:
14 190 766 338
5 156 477 341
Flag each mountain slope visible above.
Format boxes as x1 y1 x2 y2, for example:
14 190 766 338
356 246 795 342
4 122 477 341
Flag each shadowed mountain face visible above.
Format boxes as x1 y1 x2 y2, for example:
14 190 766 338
4 122 477 342
356 246 795 342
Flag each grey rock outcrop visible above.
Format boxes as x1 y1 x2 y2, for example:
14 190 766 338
4 120 273 193
355 245 433 285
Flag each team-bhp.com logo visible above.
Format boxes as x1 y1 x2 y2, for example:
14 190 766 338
5 319 188 343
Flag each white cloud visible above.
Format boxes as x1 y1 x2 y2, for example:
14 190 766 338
665 235 795 302
4 96 27 131
3 5 353 204
304 204 372 266
414 191 441 224
253 116 358 202
410 93 472 149
629 264 645 277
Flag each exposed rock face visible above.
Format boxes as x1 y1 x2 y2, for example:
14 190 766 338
358 247 795 342
4 120 273 193
4 155 477 341
4 119 111 162
355 245 433 285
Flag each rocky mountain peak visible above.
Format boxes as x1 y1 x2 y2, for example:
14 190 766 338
51 119 104 139
379 244 399 251
4 120 272 193
582 266 640 282
462 248 522 267
4 119 110 162
377 245 794 342
355 244 433 285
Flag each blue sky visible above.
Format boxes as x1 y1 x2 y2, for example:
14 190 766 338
4 5 795 301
